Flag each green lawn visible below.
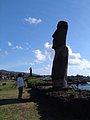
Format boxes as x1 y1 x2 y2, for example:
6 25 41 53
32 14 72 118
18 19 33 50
0 80 40 120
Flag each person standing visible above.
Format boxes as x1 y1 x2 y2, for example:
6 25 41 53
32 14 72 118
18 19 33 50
16 73 24 99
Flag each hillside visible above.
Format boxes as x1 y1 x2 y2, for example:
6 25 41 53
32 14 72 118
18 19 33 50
0 69 41 80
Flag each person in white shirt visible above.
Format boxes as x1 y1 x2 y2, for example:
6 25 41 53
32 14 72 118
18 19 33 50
17 73 24 99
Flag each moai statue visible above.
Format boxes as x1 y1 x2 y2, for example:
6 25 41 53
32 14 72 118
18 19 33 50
29 67 32 77
52 21 68 89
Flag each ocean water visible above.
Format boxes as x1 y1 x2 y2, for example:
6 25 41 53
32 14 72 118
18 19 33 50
78 83 90 90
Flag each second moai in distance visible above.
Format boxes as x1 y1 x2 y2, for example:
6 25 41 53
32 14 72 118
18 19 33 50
29 67 32 77
52 20 68 89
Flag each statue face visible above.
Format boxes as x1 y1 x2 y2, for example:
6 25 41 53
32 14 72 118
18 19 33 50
57 21 68 31
52 20 68 49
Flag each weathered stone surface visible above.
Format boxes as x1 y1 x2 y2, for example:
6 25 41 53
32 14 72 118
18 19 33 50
52 21 68 89
29 67 32 77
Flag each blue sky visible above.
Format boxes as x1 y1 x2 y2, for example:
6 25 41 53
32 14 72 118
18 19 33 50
0 0 90 76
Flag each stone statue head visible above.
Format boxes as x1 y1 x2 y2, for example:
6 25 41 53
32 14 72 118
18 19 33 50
57 21 68 32
52 21 68 49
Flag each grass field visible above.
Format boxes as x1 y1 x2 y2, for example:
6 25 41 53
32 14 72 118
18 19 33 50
0 79 63 120
0 80 40 120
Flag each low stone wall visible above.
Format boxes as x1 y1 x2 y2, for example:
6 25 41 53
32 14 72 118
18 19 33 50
30 86 90 119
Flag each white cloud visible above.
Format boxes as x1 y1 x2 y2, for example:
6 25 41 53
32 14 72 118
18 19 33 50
25 17 42 24
34 49 46 61
69 58 81 65
34 60 43 64
34 42 54 62
44 42 55 61
68 46 90 70
79 59 90 70
13 45 29 50
67 46 90 75
33 42 90 75
67 45 81 59
32 63 52 75
68 46 82 66
16 46 23 50
8 41 12 47
13 45 24 50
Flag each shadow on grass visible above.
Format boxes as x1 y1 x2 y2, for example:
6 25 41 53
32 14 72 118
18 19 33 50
28 88 89 120
0 98 31 106
28 88 61 120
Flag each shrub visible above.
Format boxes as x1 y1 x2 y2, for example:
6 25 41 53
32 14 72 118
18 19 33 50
2 83 6 86
27 78 45 88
